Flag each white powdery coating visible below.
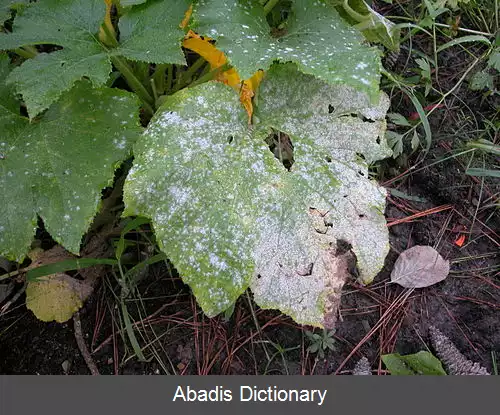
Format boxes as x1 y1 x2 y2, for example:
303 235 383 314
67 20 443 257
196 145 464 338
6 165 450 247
124 84 259 316
195 0 380 97
124 68 391 326
254 64 391 286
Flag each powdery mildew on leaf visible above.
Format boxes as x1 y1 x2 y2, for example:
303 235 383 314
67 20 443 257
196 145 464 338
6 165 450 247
253 64 390 286
193 0 381 100
124 83 268 316
0 0 188 118
0 80 141 261
124 63 391 327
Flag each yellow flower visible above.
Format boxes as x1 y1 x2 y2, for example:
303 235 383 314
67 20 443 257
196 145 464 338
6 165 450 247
183 32 263 121
99 0 116 46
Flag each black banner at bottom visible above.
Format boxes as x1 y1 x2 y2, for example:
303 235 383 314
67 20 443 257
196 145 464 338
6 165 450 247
1 376 498 415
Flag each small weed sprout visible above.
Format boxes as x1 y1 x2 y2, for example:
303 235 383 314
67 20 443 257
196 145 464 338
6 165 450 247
305 329 336 359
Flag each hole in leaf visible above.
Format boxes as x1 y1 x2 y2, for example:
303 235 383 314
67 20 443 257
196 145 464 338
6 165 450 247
267 0 293 33
265 129 294 171
37 44 62 53
257 274 262 279
358 214 365 219
339 113 376 123
358 170 365 177
227 135 234 144
336 239 352 255
328 104 335 114
325 156 332 163
376 137 381 144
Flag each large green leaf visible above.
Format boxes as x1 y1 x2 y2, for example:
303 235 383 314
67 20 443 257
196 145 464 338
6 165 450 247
0 0 188 118
0 80 141 261
123 63 390 327
116 0 189 64
124 82 261 316
193 0 381 100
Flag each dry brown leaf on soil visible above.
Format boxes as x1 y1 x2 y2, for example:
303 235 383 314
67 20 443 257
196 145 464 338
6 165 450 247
391 245 450 288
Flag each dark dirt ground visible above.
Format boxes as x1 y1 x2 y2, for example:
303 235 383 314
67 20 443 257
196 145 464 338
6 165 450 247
0 2 499 375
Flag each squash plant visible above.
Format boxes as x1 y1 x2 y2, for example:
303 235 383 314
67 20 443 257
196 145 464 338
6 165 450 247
0 0 395 328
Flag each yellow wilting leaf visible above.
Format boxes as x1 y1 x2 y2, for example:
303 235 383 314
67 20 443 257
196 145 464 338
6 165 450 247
182 32 263 121
99 0 116 46
26 273 92 323
23 246 96 323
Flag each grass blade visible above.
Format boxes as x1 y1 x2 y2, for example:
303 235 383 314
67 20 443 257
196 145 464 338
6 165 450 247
436 35 491 53
467 139 500 156
406 91 432 151
465 168 500 178
121 301 148 362
27 258 118 281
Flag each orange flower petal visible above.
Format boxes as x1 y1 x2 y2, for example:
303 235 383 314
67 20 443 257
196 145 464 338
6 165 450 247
182 34 263 120
99 0 116 45
180 4 193 29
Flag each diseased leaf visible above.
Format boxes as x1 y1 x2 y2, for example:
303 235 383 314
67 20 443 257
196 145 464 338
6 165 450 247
24 245 92 322
193 0 381 101
123 63 390 327
391 245 450 288
0 0 188 118
0 80 141 261
8 47 111 119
